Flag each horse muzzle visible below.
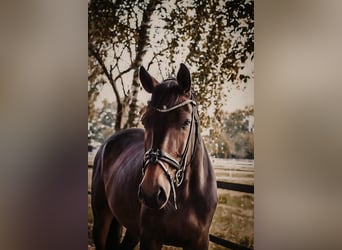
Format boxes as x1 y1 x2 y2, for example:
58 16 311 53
138 184 168 209
138 164 171 209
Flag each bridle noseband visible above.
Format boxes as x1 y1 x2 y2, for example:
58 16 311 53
142 98 198 210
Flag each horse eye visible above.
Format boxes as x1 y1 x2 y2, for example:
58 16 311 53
181 119 191 129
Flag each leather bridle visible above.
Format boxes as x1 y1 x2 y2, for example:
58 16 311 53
142 97 198 209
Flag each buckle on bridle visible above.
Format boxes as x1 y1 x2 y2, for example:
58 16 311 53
149 149 159 164
175 170 184 187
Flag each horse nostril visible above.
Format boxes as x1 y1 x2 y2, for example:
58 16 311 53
138 184 167 209
156 187 167 207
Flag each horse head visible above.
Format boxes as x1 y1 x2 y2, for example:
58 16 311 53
138 64 197 210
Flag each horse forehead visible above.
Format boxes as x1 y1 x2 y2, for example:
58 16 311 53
147 122 176 142
151 83 179 104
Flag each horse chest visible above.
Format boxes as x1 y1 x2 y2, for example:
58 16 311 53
140 206 208 244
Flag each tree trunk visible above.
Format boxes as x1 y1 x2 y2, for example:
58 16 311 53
114 102 122 131
126 69 140 128
126 0 161 128
89 46 124 131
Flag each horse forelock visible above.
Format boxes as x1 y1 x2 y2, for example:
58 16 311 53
150 79 190 110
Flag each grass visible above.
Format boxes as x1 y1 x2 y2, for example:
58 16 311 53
210 189 254 249
88 159 254 249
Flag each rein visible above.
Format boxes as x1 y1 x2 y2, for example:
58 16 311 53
142 98 198 210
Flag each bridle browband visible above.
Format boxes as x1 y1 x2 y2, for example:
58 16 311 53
142 97 198 210
153 99 196 113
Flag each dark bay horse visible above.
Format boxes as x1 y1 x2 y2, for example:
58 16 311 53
91 64 217 250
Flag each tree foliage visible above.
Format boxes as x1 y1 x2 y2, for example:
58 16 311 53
205 106 254 159
88 0 254 133
89 0 162 130
88 100 116 145
161 0 253 127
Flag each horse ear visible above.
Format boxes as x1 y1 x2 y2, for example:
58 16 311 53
176 63 191 93
139 66 159 93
